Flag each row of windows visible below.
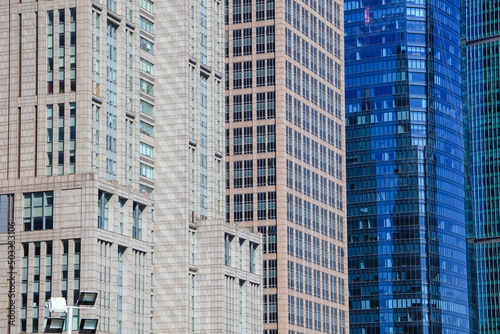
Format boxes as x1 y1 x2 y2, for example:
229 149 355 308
285 0 342 53
288 0 341 29
230 26 275 57
286 97 342 146
288 295 346 333
224 233 258 274
20 239 81 332
287 226 345 270
287 162 344 211
97 190 147 240
227 126 276 156
287 191 344 238
285 61 342 112
286 129 343 176
230 60 275 90
229 158 276 189
226 91 276 122
227 192 276 222
227 0 275 24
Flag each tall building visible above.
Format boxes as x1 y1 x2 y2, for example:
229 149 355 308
224 0 348 333
345 0 477 333
0 1 262 333
466 1 500 333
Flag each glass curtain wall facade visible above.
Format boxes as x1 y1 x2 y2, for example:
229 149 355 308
466 1 500 333
345 0 477 333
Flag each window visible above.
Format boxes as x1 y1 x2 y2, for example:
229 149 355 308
98 191 111 230
243 28 252 55
244 127 252 154
233 0 242 23
225 234 233 266
267 26 275 52
133 202 145 240
233 95 242 122
140 163 154 179
23 192 53 231
140 16 154 34
233 62 242 89
257 93 266 119
244 193 253 221
233 29 242 56
140 79 154 96
233 128 242 155
0 194 14 233
140 100 154 117
244 160 253 187
140 142 154 158
256 27 265 54
140 37 154 54
249 243 256 273
108 0 117 12
234 195 243 221
140 121 154 137
267 91 275 118
243 0 252 22
267 59 275 86
243 94 252 121
140 0 154 13
234 161 242 188
243 61 252 88
140 58 154 75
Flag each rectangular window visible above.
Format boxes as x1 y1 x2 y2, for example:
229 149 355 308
140 58 154 75
0 194 13 233
140 121 154 137
243 28 252 55
256 27 265 54
69 103 76 174
233 62 242 89
140 16 154 34
23 192 53 231
140 100 154 117
244 160 253 188
140 163 154 179
140 0 154 13
140 37 154 54
140 79 154 96
233 161 242 188
98 190 111 230
133 202 145 240
140 142 154 158
243 61 252 88
244 127 252 154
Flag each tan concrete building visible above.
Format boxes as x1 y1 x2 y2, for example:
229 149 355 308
224 0 348 333
0 0 261 333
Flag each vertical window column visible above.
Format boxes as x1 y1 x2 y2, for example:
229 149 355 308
70 8 76 91
47 11 54 94
106 22 118 179
69 103 76 174
58 9 65 93
46 105 53 176
200 74 208 218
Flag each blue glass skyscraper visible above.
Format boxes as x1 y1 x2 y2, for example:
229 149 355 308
466 1 500 333
345 0 477 332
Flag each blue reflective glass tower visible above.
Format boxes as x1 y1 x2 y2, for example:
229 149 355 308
345 0 477 332
466 1 500 333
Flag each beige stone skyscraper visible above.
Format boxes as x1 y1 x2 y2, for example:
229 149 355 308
224 0 348 333
0 1 261 333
